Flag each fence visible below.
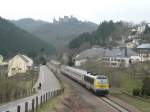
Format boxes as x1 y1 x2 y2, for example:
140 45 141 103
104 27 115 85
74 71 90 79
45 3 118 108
1 88 64 112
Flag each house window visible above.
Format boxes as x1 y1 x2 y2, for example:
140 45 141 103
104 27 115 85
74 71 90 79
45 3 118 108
114 63 117 65
84 76 94 84
12 68 16 71
18 68 22 70
121 59 125 62
118 59 121 62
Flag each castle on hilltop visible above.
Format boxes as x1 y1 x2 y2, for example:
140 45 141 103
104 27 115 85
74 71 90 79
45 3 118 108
53 16 78 24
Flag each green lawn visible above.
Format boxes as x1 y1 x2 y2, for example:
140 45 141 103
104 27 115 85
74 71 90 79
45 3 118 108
37 95 62 112
81 60 150 112
114 93 150 112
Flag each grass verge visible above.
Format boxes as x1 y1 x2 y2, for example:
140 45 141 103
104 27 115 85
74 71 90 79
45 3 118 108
114 93 150 112
0 70 38 104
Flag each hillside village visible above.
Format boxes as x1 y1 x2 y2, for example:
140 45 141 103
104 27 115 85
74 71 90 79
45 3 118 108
70 22 150 68
1 21 150 74
73 43 150 68
0 18 150 112
2 0 150 111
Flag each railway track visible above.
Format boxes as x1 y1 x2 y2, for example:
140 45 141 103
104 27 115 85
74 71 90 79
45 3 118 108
48 63 140 112
98 97 131 112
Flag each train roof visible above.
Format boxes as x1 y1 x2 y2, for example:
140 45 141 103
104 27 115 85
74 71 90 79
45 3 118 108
64 66 108 79
65 66 87 74
85 72 107 78
86 72 107 77
96 75 108 79
51 60 61 65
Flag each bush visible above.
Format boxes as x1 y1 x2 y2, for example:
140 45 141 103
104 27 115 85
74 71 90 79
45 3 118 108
0 71 38 104
68 56 74 66
39 57 47 65
141 77 150 96
132 89 141 96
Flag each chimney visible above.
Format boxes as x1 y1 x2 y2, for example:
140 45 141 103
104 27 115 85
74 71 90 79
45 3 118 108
125 47 127 57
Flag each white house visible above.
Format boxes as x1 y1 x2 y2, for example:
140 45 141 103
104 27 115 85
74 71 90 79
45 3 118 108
101 48 137 68
130 56 142 63
0 55 3 64
73 59 87 66
8 54 33 77
137 25 146 33
136 43 150 62
131 25 146 34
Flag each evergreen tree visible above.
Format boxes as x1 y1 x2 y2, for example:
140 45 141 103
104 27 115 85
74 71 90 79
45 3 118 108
68 21 128 49
142 77 150 96
0 17 56 57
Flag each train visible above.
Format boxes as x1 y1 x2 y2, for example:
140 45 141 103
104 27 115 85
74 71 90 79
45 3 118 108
61 65 109 95
49 60 109 96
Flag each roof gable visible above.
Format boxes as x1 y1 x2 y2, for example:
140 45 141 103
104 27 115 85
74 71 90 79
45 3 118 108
19 55 29 62
10 54 32 63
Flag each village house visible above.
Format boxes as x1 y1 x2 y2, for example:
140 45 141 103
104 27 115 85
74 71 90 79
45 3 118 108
131 23 150 35
130 55 142 63
8 54 33 77
73 58 87 66
131 25 146 34
101 48 137 68
124 39 139 48
0 55 3 65
136 43 150 62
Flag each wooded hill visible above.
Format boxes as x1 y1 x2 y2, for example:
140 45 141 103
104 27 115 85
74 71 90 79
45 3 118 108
12 18 97 47
0 17 55 57
69 21 130 49
141 24 150 43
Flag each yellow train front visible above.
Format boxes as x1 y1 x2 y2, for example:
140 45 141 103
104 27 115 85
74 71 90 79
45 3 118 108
83 73 109 96
94 75 109 95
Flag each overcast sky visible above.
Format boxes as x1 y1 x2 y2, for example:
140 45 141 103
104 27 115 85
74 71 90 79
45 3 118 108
0 0 150 24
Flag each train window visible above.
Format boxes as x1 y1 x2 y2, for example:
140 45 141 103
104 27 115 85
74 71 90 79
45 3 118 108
97 77 107 79
87 72 91 75
84 76 94 84
93 73 97 76
97 76 107 79
73 71 82 77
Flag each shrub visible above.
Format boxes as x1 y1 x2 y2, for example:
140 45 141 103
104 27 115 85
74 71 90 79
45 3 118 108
141 77 150 96
0 71 38 104
132 89 141 96
39 57 47 65
68 55 74 66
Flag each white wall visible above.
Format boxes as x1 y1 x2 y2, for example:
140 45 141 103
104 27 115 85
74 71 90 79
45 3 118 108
75 59 87 66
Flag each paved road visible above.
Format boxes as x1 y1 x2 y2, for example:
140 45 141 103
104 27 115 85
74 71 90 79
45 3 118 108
34 65 61 92
0 65 61 112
